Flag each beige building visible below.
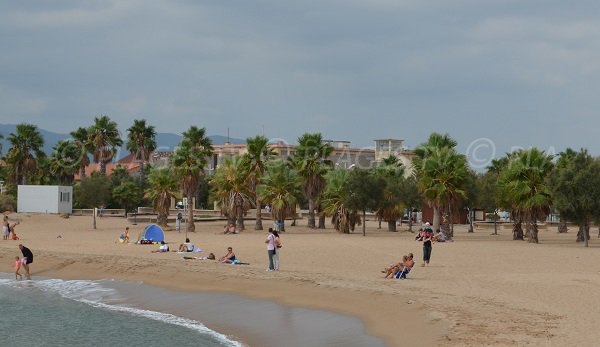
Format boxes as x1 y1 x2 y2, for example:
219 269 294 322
150 138 413 174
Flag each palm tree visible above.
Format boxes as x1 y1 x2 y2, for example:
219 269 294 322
5 123 45 185
70 127 92 179
145 167 179 227
486 157 509 235
126 119 157 183
258 160 302 227
322 169 353 233
414 139 468 239
551 148 577 234
413 133 467 238
171 126 213 233
498 148 554 243
246 135 274 230
373 158 405 232
291 133 333 229
49 140 80 184
211 156 253 232
88 115 123 175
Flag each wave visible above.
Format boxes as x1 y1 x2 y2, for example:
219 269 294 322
0 277 243 347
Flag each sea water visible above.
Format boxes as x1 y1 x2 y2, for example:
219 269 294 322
0 275 241 347
0 274 385 347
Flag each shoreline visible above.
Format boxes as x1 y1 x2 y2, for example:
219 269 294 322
3 214 600 346
0 250 439 347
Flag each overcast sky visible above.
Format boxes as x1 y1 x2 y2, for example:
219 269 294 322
2 0 600 168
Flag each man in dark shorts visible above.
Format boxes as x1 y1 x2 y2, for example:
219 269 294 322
18 244 33 280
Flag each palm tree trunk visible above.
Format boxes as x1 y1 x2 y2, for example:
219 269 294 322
187 195 195 233
387 220 397 232
255 195 263 230
140 161 145 183
576 221 590 244
308 198 316 228
80 166 87 179
100 160 107 175
408 210 413 232
432 205 441 232
362 209 367 236
528 223 539 243
318 208 326 229
513 221 523 240
236 205 245 232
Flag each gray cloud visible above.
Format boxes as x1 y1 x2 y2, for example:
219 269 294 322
1 0 600 160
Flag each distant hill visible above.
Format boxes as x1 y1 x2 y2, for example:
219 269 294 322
0 124 244 159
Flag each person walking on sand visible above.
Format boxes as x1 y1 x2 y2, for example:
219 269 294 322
14 256 23 280
265 228 276 271
2 215 9 240
18 244 33 280
273 230 282 270
421 223 434 266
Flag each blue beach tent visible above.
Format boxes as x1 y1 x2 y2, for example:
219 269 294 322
142 224 165 242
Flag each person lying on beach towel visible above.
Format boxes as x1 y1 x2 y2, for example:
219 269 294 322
151 241 169 253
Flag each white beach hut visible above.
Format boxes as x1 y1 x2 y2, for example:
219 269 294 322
17 185 73 214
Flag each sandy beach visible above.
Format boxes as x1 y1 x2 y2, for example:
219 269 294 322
1 213 600 346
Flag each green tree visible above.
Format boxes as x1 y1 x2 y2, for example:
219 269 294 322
258 160 302 227
211 156 253 231
373 159 405 232
413 133 468 239
126 119 157 183
70 127 92 179
291 133 333 229
49 140 80 184
322 169 352 233
74 172 112 209
171 126 213 233
145 167 179 227
5 123 45 185
498 148 554 243
345 168 386 236
400 175 422 232
550 149 600 247
88 115 123 175
113 180 144 217
245 135 274 230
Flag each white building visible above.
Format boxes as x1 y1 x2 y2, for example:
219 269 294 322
17 185 73 214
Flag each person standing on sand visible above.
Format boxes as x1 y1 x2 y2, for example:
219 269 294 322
18 244 33 280
273 230 282 270
2 215 9 240
265 228 276 271
15 256 23 280
421 223 433 266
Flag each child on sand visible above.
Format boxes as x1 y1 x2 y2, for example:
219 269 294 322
15 256 22 280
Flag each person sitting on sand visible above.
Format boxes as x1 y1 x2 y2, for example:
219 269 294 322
223 223 236 234
218 247 237 263
395 253 415 279
433 229 446 242
151 241 169 253
178 238 194 252
118 227 130 243
383 255 408 279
